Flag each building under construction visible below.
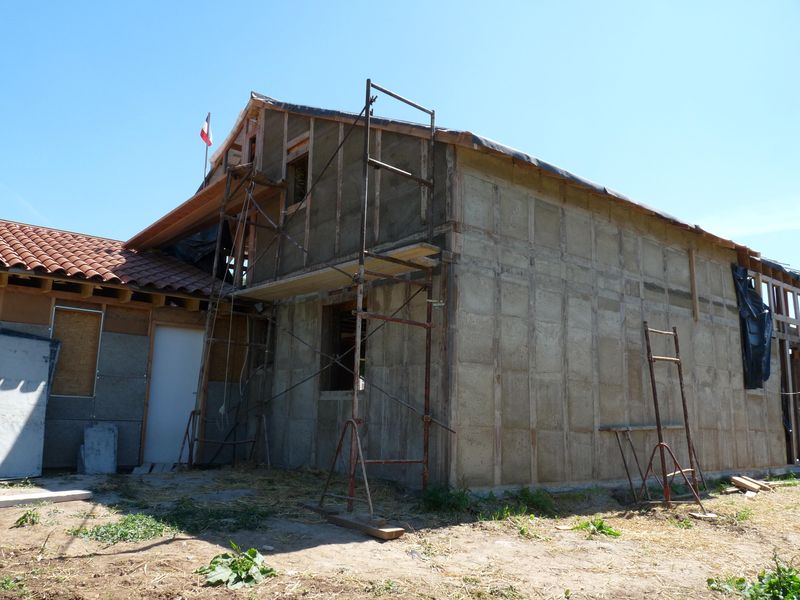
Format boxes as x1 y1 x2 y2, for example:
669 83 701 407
124 82 800 491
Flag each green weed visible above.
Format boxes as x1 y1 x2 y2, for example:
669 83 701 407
735 508 753 523
12 509 40 528
0 478 34 488
480 503 526 522
670 517 694 529
708 557 800 598
0 576 27 595
573 517 621 537
365 579 399 596
517 487 556 517
69 513 174 544
766 472 799 485
420 485 472 513
195 541 277 589
508 514 538 538
162 497 272 534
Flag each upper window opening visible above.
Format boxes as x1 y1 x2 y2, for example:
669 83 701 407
248 135 257 165
287 153 309 206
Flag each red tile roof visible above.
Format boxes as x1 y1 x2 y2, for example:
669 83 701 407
0 219 216 295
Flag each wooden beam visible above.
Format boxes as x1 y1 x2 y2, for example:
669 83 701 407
186 298 200 312
303 118 314 267
118 289 133 303
688 248 699 322
151 293 165 308
0 272 7 287
40 278 53 293
80 283 94 298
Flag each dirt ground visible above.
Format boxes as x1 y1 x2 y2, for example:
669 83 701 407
0 468 798 599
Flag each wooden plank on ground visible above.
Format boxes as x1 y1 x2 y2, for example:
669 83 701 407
0 490 92 508
325 513 405 540
740 476 773 491
731 476 761 493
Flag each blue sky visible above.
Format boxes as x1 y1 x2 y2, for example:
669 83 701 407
2 1 798 266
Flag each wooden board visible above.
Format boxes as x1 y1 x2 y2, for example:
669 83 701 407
740 476 773 491
0 489 92 508
51 307 102 396
236 243 439 301
325 513 405 540
731 476 761 493
302 503 404 540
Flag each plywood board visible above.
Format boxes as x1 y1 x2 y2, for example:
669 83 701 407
51 308 101 396
236 242 439 301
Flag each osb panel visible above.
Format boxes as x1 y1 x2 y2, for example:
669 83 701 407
104 305 150 336
0 289 51 325
51 308 102 396
208 314 247 382
152 306 205 326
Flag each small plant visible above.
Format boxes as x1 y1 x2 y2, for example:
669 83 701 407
707 557 800 598
69 513 173 544
13 508 40 528
708 575 749 595
420 485 472 513
365 579 398 596
195 541 277 589
162 497 272 534
0 576 27 593
480 503 525 522
671 517 693 529
517 487 556 517
1 478 34 488
509 514 537 538
735 508 753 523
573 518 621 538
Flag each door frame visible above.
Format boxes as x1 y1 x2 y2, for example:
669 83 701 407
139 320 205 465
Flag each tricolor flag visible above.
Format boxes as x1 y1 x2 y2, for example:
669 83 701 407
200 113 213 147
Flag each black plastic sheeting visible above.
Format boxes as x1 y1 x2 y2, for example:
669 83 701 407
731 264 773 389
162 223 232 279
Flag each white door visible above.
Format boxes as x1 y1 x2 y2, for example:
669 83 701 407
144 326 204 464
0 333 53 478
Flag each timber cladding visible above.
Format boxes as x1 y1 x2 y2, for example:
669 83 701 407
0 290 51 324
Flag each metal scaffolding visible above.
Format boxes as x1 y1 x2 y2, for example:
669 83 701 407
183 79 449 517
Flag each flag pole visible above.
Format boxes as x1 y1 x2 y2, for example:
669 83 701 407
203 112 211 187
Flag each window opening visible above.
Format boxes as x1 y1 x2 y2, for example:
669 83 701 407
286 153 308 206
321 300 367 391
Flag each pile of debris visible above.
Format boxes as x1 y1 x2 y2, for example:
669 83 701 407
721 476 774 498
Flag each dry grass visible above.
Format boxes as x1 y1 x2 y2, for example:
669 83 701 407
1 469 799 599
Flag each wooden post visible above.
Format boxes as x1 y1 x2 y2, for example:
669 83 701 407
688 248 699 321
